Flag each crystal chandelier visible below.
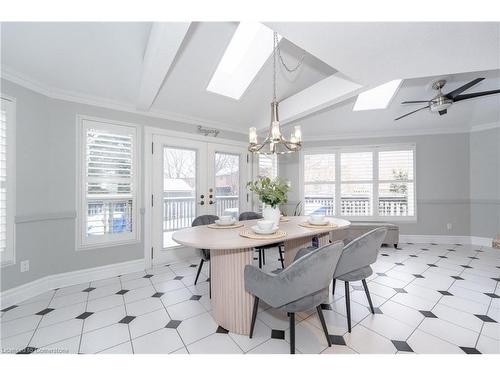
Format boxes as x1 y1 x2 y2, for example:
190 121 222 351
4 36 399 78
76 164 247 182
248 32 302 154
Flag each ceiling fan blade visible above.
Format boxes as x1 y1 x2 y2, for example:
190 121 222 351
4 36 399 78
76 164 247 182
453 89 500 102
394 105 429 121
445 78 485 99
438 109 447 115
401 100 429 104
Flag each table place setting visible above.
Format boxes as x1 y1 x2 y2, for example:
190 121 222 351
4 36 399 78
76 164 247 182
299 214 338 229
207 215 244 229
239 219 287 240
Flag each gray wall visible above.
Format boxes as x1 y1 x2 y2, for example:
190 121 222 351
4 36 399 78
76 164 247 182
279 133 474 236
469 127 500 238
0 79 245 291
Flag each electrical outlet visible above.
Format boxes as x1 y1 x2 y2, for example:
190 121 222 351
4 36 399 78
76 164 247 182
20 260 29 273
446 223 452 231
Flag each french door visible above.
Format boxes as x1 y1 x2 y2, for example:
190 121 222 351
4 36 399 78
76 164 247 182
151 135 250 265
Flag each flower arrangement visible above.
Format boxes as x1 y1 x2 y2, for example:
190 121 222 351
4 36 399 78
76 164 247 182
246 176 290 209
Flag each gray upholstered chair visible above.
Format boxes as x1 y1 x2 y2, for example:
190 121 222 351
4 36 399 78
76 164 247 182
332 227 387 332
192 215 219 298
238 211 285 269
244 241 344 354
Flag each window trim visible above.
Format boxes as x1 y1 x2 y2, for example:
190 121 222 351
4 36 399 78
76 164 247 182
300 143 417 222
76 115 141 250
0 95 16 267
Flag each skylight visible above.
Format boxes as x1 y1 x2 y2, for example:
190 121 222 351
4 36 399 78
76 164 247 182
353 79 402 111
207 22 281 100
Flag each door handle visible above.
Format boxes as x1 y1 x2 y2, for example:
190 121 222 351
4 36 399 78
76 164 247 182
199 201 205 205
209 200 214 205
200 194 205 199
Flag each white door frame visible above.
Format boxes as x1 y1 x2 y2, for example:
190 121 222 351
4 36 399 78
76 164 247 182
143 126 250 269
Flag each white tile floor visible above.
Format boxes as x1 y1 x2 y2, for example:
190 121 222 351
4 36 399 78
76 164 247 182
1 242 500 354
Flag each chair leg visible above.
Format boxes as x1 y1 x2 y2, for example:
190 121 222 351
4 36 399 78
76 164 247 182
278 246 285 269
258 249 262 269
362 279 375 314
316 306 332 347
289 312 295 354
345 281 352 333
262 249 266 265
208 260 211 299
194 258 204 285
332 278 337 296
249 296 259 338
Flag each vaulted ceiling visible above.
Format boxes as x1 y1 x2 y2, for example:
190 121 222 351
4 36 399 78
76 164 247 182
1 21 499 137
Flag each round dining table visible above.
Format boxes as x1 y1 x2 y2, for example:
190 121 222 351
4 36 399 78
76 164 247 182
172 215 350 335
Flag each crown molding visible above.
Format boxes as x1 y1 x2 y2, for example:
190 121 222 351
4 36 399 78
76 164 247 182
1 66 248 135
470 122 500 133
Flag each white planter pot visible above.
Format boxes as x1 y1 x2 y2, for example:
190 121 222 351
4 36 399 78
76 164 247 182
262 205 280 226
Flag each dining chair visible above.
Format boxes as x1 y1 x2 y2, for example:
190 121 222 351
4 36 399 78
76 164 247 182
238 211 285 269
192 214 219 298
244 241 344 354
331 227 387 332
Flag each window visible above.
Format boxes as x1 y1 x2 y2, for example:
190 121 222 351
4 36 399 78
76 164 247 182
79 118 139 248
302 145 416 220
257 153 277 179
0 97 15 265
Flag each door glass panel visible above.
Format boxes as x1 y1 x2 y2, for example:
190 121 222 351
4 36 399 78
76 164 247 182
163 147 197 248
214 152 240 219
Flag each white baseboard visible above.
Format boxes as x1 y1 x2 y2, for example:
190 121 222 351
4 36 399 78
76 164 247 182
400 234 493 247
0 259 145 308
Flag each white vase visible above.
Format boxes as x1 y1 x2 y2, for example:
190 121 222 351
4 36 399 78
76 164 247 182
262 205 280 227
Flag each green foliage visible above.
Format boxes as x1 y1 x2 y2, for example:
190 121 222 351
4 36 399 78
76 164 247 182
246 177 290 208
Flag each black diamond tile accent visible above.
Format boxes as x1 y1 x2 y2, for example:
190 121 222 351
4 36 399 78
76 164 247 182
190 295 202 301
419 310 438 318
451 276 464 280
406 242 414 245
352 285 364 291
491 277 500 282
395 262 404 266
394 288 407 293
413 274 425 279
392 340 413 352
329 335 346 346
475 249 483 252
461 265 473 269
430 243 438 246
271 329 285 340
373 307 383 314
421 248 429 251
447 249 456 252
460 347 481 354
474 315 497 323
152 292 164 298
271 269 282 274
485 293 500 298
82 287 96 292
119 315 136 324
468 257 479 260
455 244 463 246
409 255 418 258
438 290 453 296
206 277 210 282
381 254 389 257
320 303 332 310
165 320 182 329
76 311 94 319
174 276 184 280
427 264 438 267
143 274 153 278
17 347 37 354
496 266 500 269
190 264 198 267
1 305 18 312
438 256 448 259
376 272 387 277
36 308 54 316
216 326 229 334
116 289 129 295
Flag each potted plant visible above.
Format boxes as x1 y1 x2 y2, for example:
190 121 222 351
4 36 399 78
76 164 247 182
247 176 290 226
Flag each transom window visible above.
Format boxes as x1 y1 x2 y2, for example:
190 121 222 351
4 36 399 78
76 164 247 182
302 145 416 220
78 118 139 248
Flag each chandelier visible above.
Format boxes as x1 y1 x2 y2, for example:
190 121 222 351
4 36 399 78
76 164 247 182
248 32 303 154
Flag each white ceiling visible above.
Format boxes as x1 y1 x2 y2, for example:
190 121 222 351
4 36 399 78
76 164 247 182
1 21 499 137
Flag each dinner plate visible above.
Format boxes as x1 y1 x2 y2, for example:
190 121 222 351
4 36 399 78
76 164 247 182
251 225 278 235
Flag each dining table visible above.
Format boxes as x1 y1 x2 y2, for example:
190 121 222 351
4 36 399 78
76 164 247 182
172 215 351 335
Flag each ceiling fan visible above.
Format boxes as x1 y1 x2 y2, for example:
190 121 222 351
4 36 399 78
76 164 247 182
394 78 500 121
